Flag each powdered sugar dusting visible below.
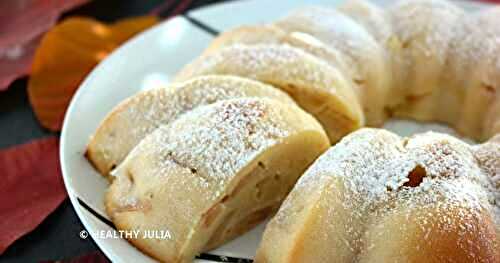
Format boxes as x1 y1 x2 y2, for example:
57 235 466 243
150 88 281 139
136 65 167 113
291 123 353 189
473 136 500 213
124 76 290 139
93 75 293 170
474 140 500 183
389 0 463 63
276 6 379 55
277 128 498 257
473 7 500 77
179 44 342 93
448 7 500 85
274 5 389 125
175 43 364 126
123 98 311 204
339 0 392 44
275 6 382 84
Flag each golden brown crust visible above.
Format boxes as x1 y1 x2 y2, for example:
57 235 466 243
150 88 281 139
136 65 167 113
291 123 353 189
360 205 499 263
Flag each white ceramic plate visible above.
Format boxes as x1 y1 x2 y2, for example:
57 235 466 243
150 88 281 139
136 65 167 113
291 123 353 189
60 0 488 262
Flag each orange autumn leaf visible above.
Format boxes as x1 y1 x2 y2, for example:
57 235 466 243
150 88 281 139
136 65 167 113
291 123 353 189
109 16 160 43
28 16 158 131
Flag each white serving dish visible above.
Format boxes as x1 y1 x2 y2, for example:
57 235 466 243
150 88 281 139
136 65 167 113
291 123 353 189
60 0 487 262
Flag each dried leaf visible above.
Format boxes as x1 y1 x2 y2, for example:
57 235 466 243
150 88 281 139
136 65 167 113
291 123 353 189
0 0 89 91
28 16 158 131
0 137 66 254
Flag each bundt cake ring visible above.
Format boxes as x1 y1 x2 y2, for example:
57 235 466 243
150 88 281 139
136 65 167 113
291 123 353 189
84 0 500 262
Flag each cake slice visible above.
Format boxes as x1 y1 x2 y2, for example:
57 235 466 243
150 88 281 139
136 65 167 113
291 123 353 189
86 75 294 177
274 6 390 126
338 0 392 45
105 98 330 263
174 44 364 142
